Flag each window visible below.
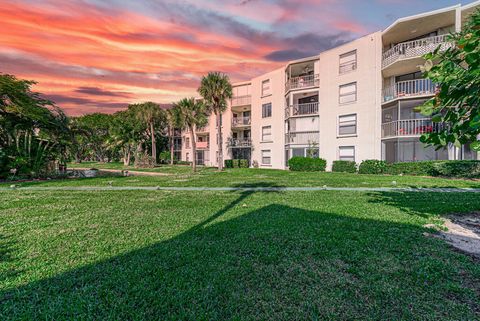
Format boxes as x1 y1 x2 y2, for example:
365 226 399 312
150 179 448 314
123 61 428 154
262 126 272 142
338 114 357 136
185 137 190 149
339 50 357 74
261 150 271 165
292 148 305 157
339 82 357 104
262 103 272 118
262 79 271 96
339 146 355 162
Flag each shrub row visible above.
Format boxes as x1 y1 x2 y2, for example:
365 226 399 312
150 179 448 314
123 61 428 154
224 159 249 168
286 156 480 178
332 160 357 173
288 157 327 172
359 159 480 178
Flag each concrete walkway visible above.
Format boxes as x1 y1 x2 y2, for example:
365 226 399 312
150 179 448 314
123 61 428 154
2 186 480 192
71 167 171 176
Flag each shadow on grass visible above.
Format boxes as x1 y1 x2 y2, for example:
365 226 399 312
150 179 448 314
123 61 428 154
1 187 479 319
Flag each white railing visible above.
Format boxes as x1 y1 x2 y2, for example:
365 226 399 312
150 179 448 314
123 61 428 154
228 138 252 148
285 131 319 145
382 35 452 68
286 74 319 91
382 79 436 103
382 118 445 138
231 95 251 107
285 102 319 118
232 117 251 127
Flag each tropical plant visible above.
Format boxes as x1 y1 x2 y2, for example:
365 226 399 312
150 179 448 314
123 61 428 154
172 98 208 172
418 9 480 151
198 72 232 171
165 108 176 165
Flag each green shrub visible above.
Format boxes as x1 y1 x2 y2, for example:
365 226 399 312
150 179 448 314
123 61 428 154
224 159 233 168
232 159 240 168
385 161 439 176
358 160 388 174
288 157 327 172
332 160 357 173
431 160 480 178
239 159 249 168
159 151 171 163
174 160 191 165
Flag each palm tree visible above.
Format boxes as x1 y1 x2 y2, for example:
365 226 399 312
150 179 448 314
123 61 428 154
198 72 232 171
165 108 176 165
172 98 208 172
132 102 165 165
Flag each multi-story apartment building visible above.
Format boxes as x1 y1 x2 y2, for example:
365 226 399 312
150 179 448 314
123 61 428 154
179 2 480 170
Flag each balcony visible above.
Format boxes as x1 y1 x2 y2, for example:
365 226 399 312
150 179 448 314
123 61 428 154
382 79 436 103
196 141 209 149
382 35 452 70
228 138 252 148
231 95 251 107
285 131 319 145
196 126 209 133
285 102 319 118
382 118 445 138
232 116 251 128
285 74 319 92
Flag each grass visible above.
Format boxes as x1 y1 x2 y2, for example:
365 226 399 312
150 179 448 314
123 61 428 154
3 162 480 189
1 167 480 319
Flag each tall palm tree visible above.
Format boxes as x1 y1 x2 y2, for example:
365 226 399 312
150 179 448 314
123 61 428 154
172 98 208 172
165 108 176 165
198 72 232 171
132 102 165 165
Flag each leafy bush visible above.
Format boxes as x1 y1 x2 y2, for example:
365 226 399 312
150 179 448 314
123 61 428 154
358 160 388 174
431 160 480 178
239 159 249 168
159 151 171 163
385 161 439 176
288 157 327 172
332 160 357 173
232 159 240 168
175 161 191 165
224 159 233 168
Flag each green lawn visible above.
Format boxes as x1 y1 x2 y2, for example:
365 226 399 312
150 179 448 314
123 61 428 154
6 162 480 189
1 168 480 319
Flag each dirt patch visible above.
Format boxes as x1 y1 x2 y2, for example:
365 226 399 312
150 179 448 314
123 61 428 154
427 212 480 258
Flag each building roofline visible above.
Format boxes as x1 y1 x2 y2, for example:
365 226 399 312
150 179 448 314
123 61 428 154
462 0 480 10
232 80 251 87
382 4 460 35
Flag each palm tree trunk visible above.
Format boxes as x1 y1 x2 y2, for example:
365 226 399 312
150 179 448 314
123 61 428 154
169 126 174 165
216 112 223 171
150 121 156 165
189 128 196 172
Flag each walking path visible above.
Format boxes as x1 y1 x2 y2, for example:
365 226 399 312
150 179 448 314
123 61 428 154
2 186 480 192
71 167 171 177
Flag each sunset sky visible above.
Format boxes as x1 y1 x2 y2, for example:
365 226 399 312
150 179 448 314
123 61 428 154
0 0 472 115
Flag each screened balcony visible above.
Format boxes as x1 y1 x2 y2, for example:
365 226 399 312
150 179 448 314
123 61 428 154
231 95 251 107
232 116 251 128
285 102 319 118
285 131 319 145
382 119 445 138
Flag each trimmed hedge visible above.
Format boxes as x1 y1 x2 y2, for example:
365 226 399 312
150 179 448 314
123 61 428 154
359 160 388 174
225 159 249 169
431 160 480 178
288 157 327 172
357 159 480 178
332 160 357 173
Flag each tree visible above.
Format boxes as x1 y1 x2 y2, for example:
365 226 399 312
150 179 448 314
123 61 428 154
419 10 480 152
172 98 208 172
198 72 232 171
131 102 166 165
109 109 143 166
75 113 114 162
165 108 176 165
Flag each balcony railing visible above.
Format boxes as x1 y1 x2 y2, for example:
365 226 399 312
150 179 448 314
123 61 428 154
382 35 452 69
383 79 436 103
232 116 251 127
196 141 209 149
228 138 252 148
382 118 445 138
285 131 319 145
231 95 251 107
285 74 319 91
285 102 319 118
